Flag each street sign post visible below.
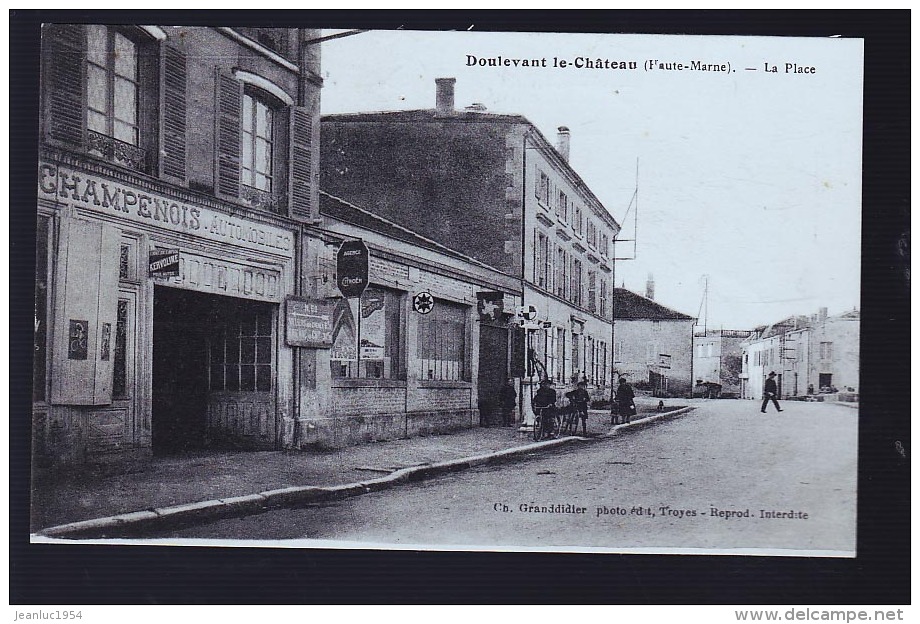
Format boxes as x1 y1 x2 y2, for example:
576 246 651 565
336 239 369 298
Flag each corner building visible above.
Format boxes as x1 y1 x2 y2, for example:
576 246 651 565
35 25 322 463
321 78 621 424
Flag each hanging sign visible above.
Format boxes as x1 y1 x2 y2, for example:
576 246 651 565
477 291 505 322
518 304 538 320
285 296 334 348
148 248 180 278
336 239 369 298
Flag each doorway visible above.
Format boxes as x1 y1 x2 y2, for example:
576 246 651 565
477 324 509 427
152 287 277 454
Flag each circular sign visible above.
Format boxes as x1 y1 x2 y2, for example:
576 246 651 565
518 304 538 321
413 291 434 314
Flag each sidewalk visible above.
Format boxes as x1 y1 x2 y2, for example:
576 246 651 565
32 402 691 538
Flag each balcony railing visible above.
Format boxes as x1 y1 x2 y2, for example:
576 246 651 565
88 130 146 172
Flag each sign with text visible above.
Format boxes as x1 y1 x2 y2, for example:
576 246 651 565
148 248 180 278
285 297 334 348
336 239 369 298
39 162 295 258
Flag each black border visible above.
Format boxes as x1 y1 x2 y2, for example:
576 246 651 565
10 10 909 604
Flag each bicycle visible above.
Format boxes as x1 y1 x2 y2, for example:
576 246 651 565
532 405 561 441
560 399 586 436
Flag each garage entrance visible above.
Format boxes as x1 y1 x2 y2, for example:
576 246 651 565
152 287 277 454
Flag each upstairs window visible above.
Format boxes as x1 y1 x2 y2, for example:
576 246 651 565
557 190 569 222
242 92 275 192
536 169 551 205
86 26 139 147
43 24 186 179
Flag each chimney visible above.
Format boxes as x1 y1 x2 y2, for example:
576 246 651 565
435 78 456 115
646 273 655 300
556 126 571 162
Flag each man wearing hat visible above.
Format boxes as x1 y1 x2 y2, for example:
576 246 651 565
532 378 558 436
761 372 783 413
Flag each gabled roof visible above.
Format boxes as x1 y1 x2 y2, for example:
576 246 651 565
613 288 694 320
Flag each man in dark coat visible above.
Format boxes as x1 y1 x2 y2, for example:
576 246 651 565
614 377 636 425
761 371 783 413
500 378 517 427
532 378 558 436
565 380 591 435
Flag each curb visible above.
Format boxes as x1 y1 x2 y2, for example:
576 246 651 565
602 406 694 438
37 407 695 540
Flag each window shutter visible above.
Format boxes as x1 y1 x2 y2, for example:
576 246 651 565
51 218 120 405
289 105 314 219
160 44 188 182
215 69 241 198
43 24 85 147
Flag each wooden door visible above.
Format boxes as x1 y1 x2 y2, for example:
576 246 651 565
477 324 509 427
206 303 277 449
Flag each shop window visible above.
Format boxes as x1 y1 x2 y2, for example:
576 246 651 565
210 307 274 392
332 288 404 380
417 300 469 381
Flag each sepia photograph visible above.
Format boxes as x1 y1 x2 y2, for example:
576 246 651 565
27 20 869 563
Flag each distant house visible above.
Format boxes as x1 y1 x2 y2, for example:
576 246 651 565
612 289 696 397
693 329 753 398
740 308 859 400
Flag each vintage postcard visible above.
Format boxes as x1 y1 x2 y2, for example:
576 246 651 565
30 25 863 558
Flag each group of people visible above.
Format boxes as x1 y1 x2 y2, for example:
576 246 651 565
500 376 638 434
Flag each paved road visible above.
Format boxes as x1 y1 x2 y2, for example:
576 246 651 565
153 400 857 554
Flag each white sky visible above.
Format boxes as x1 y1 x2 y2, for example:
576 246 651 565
319 30 863 329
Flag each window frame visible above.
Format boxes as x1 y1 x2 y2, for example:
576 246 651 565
416 298 470 382
241 89 277 193
83 25 158 173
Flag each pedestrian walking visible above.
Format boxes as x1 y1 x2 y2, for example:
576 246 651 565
761 371 783 413
614 377 636 425
500 378 517 427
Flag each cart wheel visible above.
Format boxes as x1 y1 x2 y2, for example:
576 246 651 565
532 414 542 441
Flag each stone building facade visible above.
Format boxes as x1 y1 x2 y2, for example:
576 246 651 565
320 78 621 423
611 289 696 398
35 25 322 464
